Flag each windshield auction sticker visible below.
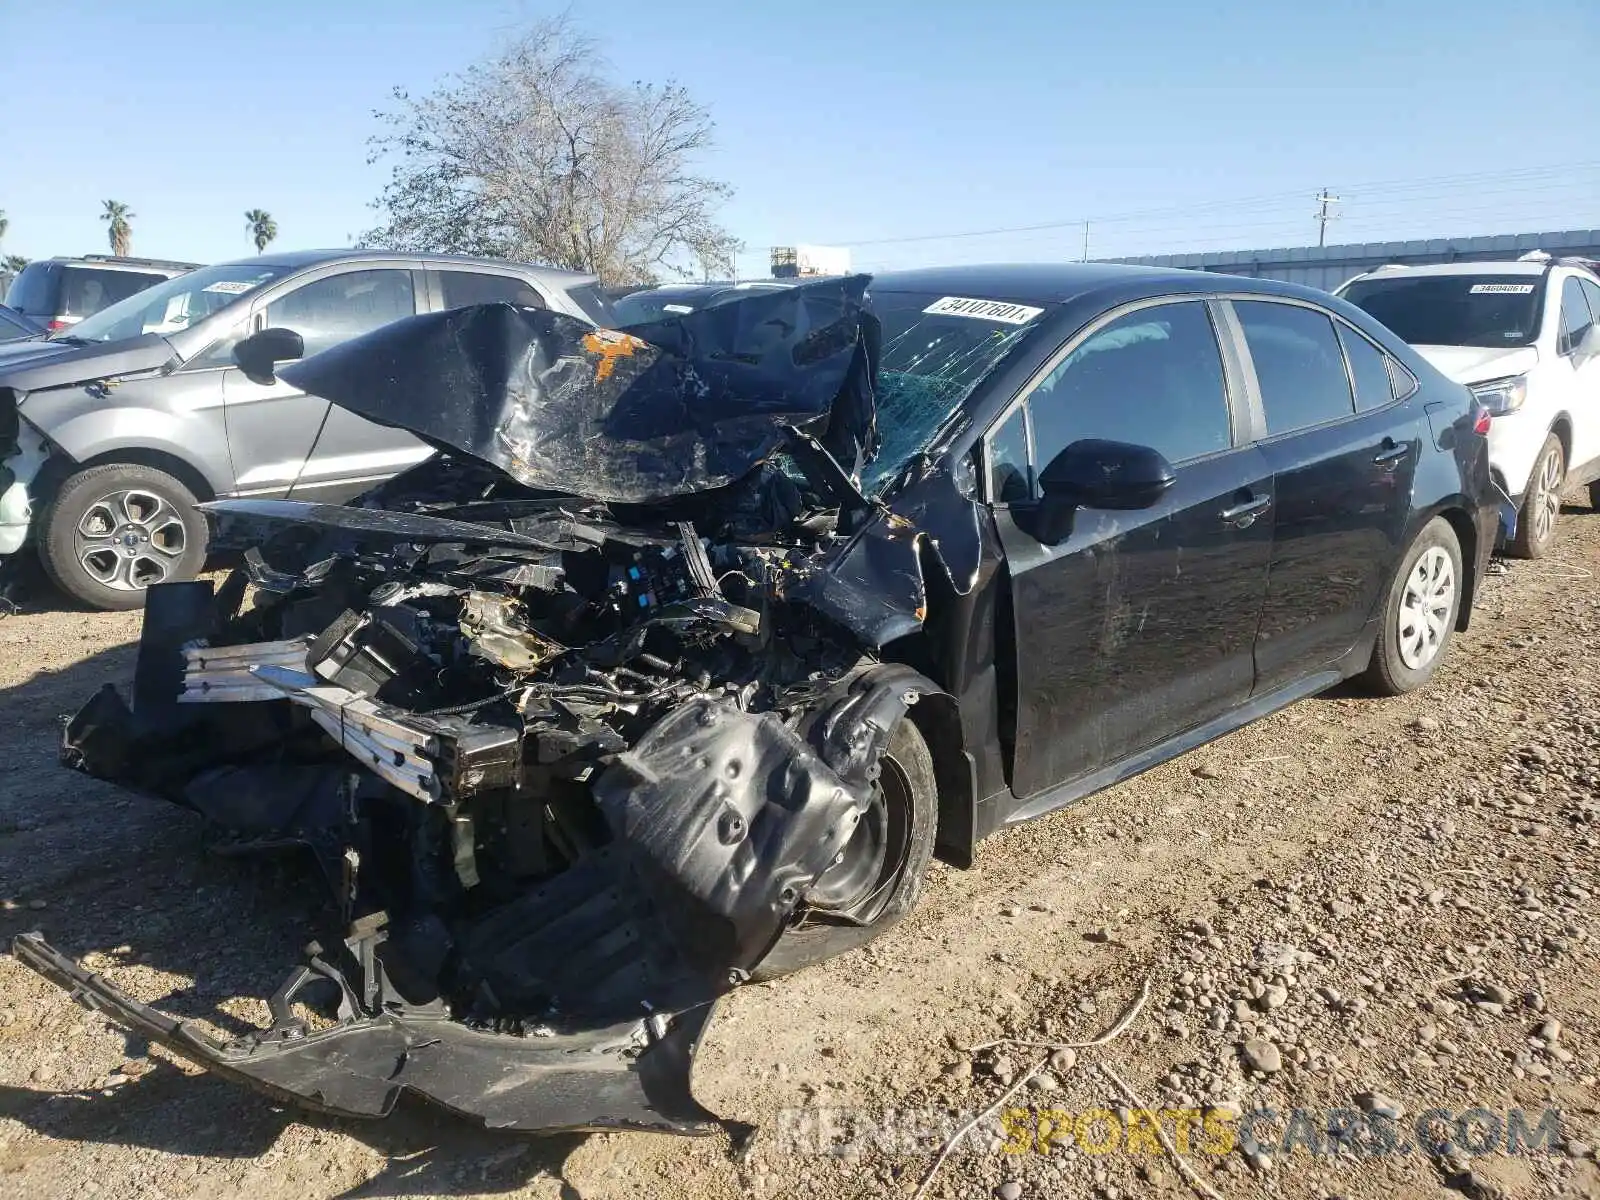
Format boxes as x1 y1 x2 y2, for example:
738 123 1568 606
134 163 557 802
202 281 258 295
923 296 1045 324
1468 283 1536 294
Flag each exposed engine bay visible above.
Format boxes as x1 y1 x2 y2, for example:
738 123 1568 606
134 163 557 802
15 276 962 1134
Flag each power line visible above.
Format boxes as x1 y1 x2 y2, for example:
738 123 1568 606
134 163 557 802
817 160 1600 251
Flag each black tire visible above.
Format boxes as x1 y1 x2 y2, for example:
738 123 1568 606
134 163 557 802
750 718 938 981
1511 434 1564 559
36 463 208 611
1363 516 1463 697
1588 480 1600 513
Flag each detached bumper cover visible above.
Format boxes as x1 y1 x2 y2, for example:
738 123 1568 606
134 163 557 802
12 931 719 1134
1492 481 1518 548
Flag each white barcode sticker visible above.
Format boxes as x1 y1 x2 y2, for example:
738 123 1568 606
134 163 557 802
922 296 1045 324
1469 283 1536 295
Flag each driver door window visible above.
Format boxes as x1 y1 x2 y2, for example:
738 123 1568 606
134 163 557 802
265 269 418 358
1559 276 1595 356
984 300 1232 499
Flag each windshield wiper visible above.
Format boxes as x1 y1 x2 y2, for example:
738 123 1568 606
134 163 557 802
45 335 92 346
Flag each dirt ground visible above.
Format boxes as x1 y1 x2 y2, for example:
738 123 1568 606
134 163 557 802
2 502 1598 1200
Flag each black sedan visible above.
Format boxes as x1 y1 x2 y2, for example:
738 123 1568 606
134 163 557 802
17 265 1502 1135
0 303 43 342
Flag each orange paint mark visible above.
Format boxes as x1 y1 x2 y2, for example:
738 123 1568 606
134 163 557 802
582 330 648 382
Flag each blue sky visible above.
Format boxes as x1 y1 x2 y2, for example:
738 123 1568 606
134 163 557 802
2 0 1596 277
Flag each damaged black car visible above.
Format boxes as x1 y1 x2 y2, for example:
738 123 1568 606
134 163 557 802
15 266 1505 1135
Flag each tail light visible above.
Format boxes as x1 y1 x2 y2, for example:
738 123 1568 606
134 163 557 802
45 319 69 332
1472 404 1492 436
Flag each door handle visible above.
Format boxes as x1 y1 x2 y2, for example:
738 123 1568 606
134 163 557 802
1220 495 1272 527
1373 440 1411 466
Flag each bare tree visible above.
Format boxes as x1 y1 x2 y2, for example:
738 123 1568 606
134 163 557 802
361 14 734 287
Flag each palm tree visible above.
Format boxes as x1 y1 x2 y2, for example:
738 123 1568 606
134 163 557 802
3 255 28 274
244 209 278 254
0 210 8 243
101 200 134 256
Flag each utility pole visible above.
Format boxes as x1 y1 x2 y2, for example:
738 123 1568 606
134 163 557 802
1315 188 1341 247
1082 220 1090 263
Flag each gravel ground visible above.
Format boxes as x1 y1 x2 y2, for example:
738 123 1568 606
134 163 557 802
2 503 1599 1200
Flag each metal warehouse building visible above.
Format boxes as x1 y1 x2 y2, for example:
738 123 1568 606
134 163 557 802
1107 228 1600 293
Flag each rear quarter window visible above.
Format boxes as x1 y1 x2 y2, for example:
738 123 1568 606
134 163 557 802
1336 323 1400 412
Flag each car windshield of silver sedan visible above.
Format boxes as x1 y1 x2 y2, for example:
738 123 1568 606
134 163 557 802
58 262 293 343
1341 274 1544 348
861 289 1051 494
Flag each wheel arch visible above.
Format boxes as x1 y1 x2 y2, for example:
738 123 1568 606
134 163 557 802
33 445 218 512
1549 414 1573 468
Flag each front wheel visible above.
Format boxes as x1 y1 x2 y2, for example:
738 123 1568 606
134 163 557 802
1511 434 1564 559
750 717 938 981
1363 516 1463 696
36 463 208 611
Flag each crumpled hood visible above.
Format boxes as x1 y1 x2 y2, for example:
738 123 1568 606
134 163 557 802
1413 343 1539 385
279 275 879 506
0 333 177 394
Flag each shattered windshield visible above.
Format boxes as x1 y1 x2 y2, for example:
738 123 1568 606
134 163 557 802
861 290 1050 494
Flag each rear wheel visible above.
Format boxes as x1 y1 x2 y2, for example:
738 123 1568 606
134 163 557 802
750 718 937 981
1587 480 1600 513
1511 434 1564 559
1363 516 1462 697
37 463 208 611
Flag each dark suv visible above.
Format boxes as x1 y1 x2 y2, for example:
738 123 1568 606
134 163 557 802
5 255 199 332
0 250 612 609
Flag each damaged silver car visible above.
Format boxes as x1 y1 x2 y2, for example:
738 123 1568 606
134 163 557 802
14 266 1503 1133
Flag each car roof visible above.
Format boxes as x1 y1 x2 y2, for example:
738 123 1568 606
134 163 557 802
867 262 1332 307
241 248 600 286
43 255 199 273
1346 260 1550 281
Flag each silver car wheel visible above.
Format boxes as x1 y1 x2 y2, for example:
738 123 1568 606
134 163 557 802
1397 545 1455 671
1530 444 1562 546
75 489 189 592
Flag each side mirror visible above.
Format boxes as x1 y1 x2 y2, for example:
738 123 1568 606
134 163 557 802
233 327 305 385
1040 438 1176 511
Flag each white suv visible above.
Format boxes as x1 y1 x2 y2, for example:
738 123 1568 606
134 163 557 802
1338 255 1600 557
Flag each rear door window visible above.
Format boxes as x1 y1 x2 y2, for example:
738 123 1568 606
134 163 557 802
1234 301 1356 435
265 269 418 358
436 270 546 310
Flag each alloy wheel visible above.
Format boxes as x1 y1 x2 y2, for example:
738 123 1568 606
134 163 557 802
1530 446 1563 547
1397 546 1455 671
74 489 189 592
